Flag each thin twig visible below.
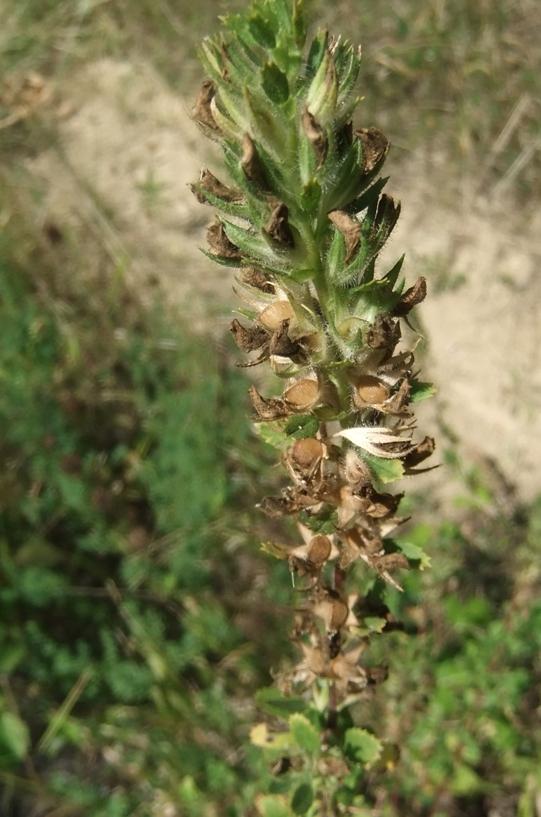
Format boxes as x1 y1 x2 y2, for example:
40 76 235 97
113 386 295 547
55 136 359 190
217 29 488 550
491 137 540 198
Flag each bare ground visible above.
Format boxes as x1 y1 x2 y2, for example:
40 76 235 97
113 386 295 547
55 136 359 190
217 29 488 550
26 57 541 501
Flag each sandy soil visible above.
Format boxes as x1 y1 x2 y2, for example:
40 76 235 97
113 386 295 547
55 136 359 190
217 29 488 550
27 58 541 501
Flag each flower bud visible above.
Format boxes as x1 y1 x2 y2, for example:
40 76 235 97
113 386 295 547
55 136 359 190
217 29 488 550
306 51 338 125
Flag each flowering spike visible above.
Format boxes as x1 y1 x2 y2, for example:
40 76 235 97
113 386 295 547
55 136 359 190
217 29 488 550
191 0 436 804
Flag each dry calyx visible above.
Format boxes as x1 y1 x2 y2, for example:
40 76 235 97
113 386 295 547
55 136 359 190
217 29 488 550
190 0 436 711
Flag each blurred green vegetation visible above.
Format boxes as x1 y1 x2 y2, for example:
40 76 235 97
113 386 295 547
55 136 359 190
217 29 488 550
365 471 541 815
0 182 294 815
0 0 540 815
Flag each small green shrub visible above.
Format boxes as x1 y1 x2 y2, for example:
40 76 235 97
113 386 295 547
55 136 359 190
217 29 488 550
0 186 290 815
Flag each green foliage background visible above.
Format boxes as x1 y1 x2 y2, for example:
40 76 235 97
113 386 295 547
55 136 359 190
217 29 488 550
0 1 540 815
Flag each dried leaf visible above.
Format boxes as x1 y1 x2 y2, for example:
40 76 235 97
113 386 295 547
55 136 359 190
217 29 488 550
192 80 221 134
343 450 372 487
355 127 390 174
249 386 292 420
402 435 436 470
241 133 269 189
382 378 410 414
191 169 243 204
265 202 295 248
259 494 299 517
313 594 348 631
392 276 427 317
374 552 409 571
207 221 242 260
269 319 300 357
328 210 361 263
301 106 328 166
366 314 401 351
239 266 275 293
230 319 269 352
373 194 400 236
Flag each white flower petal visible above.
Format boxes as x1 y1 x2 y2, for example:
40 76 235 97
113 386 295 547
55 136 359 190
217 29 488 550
335 426 414 459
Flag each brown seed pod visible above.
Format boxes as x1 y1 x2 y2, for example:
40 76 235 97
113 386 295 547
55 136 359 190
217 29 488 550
313 590 349 632
258 300 296 330
290 438 324 470
283 379 320 411
306 534 332 568
353 374 390 407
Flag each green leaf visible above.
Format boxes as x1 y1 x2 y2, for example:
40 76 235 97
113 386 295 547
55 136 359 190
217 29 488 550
257 796 292 817
363 453 404 484
289 713 320 753
297 510 338 535
291 783 314 815
255 421 288 450
451 763 484 796
269 778 293 795
256 688 307 718
300 179 322 212
382 254 405 288
326 229 346 281
0 712 30 761
292 0 308 47
261 540 290 560
221 219 273 264
284 414 318 439
248 14 276 49
269 0 295 36
261 62 290 105
344 728 382 764
363 616 387 633
305 29 328 78
348 176 388 216
0 643 25 674
250 723 293 751
409 380 437 403
397 540 431 570
190 184 250 219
